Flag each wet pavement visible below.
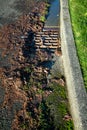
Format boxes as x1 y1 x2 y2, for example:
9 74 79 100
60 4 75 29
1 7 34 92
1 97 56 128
45 0 60 27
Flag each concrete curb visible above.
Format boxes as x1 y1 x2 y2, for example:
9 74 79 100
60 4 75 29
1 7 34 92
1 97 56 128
60 0 87 129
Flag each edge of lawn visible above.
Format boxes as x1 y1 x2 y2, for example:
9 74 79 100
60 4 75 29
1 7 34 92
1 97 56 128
68 0 87 90
60 0 87 129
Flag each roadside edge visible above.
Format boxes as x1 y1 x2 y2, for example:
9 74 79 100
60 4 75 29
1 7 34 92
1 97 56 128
60 0 87 129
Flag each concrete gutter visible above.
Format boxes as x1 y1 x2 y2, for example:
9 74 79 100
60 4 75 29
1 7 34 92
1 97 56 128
60 0 87 129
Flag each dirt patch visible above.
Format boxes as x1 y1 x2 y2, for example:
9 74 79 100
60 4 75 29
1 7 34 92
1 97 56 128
0 1 73 129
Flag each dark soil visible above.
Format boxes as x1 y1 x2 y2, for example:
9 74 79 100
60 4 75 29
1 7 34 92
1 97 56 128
0 1 73 130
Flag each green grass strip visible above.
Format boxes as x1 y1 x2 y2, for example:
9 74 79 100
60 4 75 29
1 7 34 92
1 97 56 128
68 0 87 89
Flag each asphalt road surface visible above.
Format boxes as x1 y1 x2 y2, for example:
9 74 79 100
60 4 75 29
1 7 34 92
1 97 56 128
0 0 30 26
